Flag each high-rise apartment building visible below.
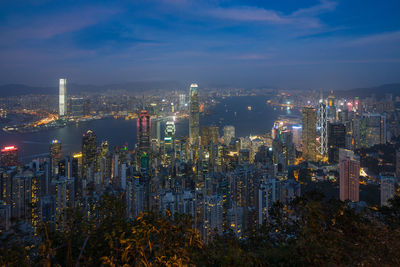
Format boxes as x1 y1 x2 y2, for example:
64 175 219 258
339 148 360 202
59 78 67 117
380 175 395 206
302 107 317 162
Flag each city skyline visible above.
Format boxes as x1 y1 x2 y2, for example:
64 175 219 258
1 2 400 265
1 1 400 89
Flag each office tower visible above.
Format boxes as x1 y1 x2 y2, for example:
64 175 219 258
50 139 62 175
380 175 395 206
59 78 67 117
327 91 336 120
69 97 84 117
189 83 200 160
1 146 18 167
223 125 235 145
137 110 151 152
339 149 360 202
163 121 176 165
361 114 387 147
82 130 97 178
137 110 151 170
328 123 346 163
179 94 186 110
317 100 328 156
302 107 317 162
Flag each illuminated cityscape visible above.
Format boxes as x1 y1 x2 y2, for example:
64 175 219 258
1 0 400 265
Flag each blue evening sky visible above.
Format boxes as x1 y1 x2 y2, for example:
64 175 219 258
0 0 399 89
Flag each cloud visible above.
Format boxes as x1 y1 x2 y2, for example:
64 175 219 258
292 0 337 16
346 31 400 46
1 6 120 43
207 0 337 29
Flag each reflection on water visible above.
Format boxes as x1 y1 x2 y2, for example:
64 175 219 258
0 96 297 161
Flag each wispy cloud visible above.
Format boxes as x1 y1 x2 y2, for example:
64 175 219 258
1 6 120 43
207 0 337 29
346 31 400 46
292 0 337 16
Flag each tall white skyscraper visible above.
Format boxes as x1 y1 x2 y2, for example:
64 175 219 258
59 78 67 116
189 83 199 161
317 98 328 156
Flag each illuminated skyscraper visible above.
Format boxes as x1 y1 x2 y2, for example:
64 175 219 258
327 91 336 120
82 130 97 178
302 107 317 162
137 110 151 170
317 98 327 157
59 78 67 117
189 83 200 161
223 125 235 145
138 110 151 152
339 149 360 202
0 146 18 167
50 139 62 175
163 121 176 165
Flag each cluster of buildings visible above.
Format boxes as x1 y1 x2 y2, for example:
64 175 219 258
1 83 399 242
0 83 301 241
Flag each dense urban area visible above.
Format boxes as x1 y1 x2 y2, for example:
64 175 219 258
1 80 400 265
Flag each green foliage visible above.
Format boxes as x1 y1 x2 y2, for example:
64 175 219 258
2 193 400 266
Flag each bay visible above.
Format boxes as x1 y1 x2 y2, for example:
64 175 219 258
0 96 294 161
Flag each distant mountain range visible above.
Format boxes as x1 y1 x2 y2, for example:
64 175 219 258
0 82 399 99
0 81 184 97
334 83 400 99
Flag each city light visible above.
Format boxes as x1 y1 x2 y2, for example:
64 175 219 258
1 146 17 152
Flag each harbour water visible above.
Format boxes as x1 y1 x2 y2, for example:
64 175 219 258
0 96 295 161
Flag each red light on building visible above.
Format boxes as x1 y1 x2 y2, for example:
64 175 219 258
1 146 17 152
1 145 18 167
